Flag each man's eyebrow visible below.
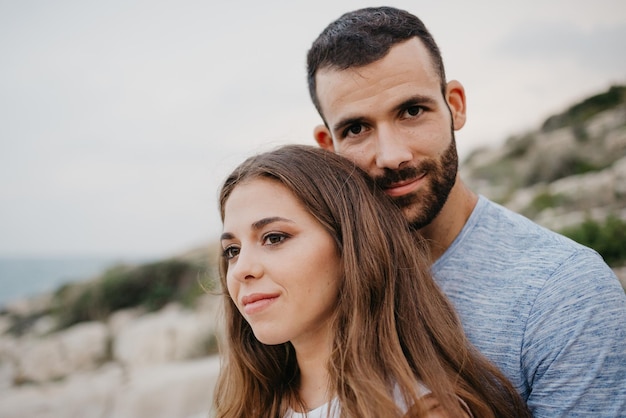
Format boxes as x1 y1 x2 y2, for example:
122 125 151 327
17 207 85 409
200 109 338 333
220 217 294 241
332 116 367 135
393 95 438 113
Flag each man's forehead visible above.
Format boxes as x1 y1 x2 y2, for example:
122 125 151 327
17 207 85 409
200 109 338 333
315 38 436 83
315 40 441 122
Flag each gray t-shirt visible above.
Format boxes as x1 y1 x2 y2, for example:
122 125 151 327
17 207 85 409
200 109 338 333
432 196 626 417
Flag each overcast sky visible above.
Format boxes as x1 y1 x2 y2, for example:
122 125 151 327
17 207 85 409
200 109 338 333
1 0 625 259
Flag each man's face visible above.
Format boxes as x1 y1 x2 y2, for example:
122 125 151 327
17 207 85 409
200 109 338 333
313 38 466 229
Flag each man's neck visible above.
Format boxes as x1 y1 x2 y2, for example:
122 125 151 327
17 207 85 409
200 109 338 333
420 179 478 261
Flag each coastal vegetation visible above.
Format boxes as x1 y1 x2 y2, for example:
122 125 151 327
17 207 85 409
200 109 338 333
52 258 214 330
560 216 626 267
541 85 626 132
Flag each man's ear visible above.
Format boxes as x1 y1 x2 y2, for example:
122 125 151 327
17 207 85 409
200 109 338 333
446 80 467 131
314 124 335 151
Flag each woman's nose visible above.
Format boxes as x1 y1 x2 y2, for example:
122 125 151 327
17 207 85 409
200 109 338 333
229 247 263 282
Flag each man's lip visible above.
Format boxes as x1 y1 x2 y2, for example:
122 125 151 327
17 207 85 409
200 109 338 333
383 173 426 197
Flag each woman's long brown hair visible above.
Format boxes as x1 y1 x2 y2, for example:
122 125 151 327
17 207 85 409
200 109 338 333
213 145 530 418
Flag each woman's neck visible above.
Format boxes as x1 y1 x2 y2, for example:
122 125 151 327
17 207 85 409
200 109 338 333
297 354 331 410
293 333 333 411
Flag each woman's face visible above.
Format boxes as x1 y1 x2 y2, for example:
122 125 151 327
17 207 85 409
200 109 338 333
221 178 342 349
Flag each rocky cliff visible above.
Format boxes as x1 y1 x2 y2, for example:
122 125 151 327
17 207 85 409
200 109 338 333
0 252 223 418
461 85 626 232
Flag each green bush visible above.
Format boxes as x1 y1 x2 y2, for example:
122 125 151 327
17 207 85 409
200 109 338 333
560 215 626 267
542 85 626 132
526 191 568 217
53 259 213 329
504 133 535 158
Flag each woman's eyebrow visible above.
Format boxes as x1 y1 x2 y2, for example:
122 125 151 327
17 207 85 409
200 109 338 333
251 216 294 230
220 232 234 241
220 216 294 241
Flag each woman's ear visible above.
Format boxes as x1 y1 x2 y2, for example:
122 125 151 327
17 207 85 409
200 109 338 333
314 124 335 151
446 80 467 131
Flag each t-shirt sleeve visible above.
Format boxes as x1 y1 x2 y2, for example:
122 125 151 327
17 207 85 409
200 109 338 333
522 249 626 417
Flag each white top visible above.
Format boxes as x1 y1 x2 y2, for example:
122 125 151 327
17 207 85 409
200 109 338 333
284 397 340 418
284 383 432 418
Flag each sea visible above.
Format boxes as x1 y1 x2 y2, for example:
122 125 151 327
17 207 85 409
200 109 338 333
0 256 146 308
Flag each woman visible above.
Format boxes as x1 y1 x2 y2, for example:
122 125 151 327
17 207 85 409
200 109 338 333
213 145 530 418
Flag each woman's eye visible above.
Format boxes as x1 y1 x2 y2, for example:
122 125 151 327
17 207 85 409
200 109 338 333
263 233 288 246
222 246 240 260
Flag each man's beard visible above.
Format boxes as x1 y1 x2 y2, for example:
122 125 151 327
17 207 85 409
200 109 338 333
373 133 458 230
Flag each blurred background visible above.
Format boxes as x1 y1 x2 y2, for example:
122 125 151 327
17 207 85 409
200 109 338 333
0 1 625 417
1 0 625 259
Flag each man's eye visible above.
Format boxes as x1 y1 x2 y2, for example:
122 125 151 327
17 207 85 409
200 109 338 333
342 124 363 138
348 125 362 135
405 106 422 117
222 246 240 260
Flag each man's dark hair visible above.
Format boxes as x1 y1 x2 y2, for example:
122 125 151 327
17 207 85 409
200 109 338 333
306 6 447 121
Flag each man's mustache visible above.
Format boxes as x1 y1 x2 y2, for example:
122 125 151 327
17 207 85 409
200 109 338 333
373 162 434 189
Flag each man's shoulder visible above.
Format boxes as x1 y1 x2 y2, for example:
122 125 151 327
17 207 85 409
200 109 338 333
439 196 612 287
473 196 589 255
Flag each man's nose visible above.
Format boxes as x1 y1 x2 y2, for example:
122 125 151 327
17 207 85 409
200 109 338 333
375 126 413 169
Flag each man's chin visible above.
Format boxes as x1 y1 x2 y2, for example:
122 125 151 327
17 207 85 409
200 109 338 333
408 217 431 231
400 195 445 231
401 205 429 231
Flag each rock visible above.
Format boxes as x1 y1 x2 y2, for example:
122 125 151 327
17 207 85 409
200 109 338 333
108 356 220 418
112 303 215 368
107 307 146 337
30 315 57 336
614 156 626 197
59 321 109 370
13 321 108 383
0 315 11 335
587 104 626 147
0 362 124 418
549 169 615 209
0 359 15 390
0 335 19 364
2 293 52 317
0 356 220 418
13 336 65 383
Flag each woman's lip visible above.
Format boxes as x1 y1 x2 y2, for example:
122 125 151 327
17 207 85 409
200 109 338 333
384 174 426 197
241 293 279 315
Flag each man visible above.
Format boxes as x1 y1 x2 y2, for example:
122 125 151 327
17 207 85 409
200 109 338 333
306 6 626 417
